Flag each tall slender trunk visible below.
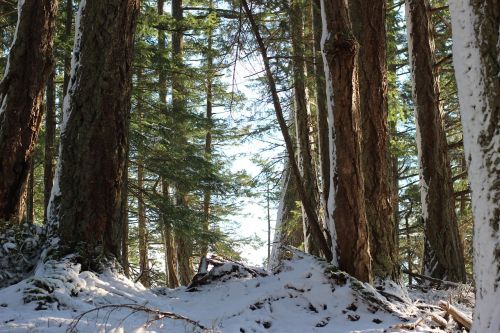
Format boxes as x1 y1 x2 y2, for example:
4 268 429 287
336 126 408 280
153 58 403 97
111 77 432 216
62 0 73 95
171 0 193 284
242 0 332 261
320 0 372 282
120 160 129 276
44 70 56 222
162 180 179 288
202 0 214 257
312 0 330 217
0 0 59 222
48 0 140 268
350 0 398 281
449 0 499 330
137 156 150 287
405 0 465 282
290 0 321 256
26 157 35 224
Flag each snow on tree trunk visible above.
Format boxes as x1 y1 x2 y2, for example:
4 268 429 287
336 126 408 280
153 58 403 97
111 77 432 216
290 0 321 257
0 0 58 223
320 0 371 282
449 0 499 331
405 0 466 282
48 0 140 268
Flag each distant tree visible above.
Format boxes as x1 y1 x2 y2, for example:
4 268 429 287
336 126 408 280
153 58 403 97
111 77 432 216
48 0 140 268
405 0 466 282
0 0 59 223
449 0 499 331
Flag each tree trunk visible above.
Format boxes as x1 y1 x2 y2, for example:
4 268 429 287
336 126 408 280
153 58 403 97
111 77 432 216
44 70 56 223
48 0 140 268
0 0 58 222
350 0 398 281
290 0 321 256
241 0 332 261
26 157 35 224
137 157 150 287
449 0 499 331
312 0 330 218
162 179 179 288
320 0 372 282
202 0 214 257
405 0 466 282
62 0 73 95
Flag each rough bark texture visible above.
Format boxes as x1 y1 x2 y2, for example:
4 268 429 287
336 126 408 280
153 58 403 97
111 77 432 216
406 0 466 282
312 0 330 215
290 0 320 256
350 0 398 281
44 70 56 222
321 0 372 282
48 0 140 268
242 0 332 261
449 0 499 331
0 0 58 222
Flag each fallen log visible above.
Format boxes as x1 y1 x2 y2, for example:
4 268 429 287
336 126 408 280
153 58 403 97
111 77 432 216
402 270 463 289
439 300 472 330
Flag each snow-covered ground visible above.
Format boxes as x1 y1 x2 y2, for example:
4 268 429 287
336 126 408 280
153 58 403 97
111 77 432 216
0 250 472 332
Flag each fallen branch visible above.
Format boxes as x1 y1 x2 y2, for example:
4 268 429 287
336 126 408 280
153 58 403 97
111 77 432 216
429 310 448 328
439 300 472 330
402 270 463 288
67 303 206 332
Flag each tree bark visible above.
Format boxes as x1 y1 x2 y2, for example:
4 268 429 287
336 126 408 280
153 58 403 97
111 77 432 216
405 0 466 282
44 70 56 223
0 0 58 222
449 0 499 331
62 0 73 95
241 0 332 261
320 0 372 282
290 0 321 256
350 0 398 281
312 0 330 217
202 0 214 257
162 179 179 288
48 0 140 268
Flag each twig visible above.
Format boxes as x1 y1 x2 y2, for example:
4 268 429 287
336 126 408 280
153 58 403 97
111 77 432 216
402 270 463 288
67 303 206 332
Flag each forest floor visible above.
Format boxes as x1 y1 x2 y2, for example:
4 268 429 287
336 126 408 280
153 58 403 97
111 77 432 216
0 250 474 333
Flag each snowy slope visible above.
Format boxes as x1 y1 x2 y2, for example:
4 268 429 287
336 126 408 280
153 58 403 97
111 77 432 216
0 250 467 332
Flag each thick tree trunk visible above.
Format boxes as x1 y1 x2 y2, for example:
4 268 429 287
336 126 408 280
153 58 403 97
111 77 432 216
242 0 332 261
312 0 330 216
405 0 466 282
48 0 140 268
0 0 58 222
449 0 499 331
44 70 56 222
290 0 321 256
320 0 372 282
350 0 398 281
